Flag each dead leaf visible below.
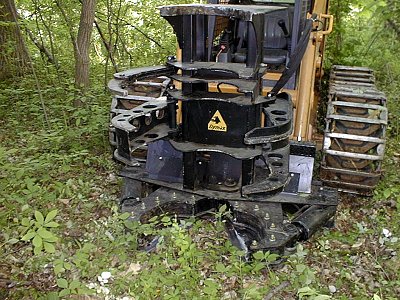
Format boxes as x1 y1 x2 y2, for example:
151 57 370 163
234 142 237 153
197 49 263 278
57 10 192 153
122 262 141 276
352 239 365 248
59 198 70 205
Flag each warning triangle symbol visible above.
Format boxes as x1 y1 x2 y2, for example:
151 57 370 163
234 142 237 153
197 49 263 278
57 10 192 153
208 110 227 132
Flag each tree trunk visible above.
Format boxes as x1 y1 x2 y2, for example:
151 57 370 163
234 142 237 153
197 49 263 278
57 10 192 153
74 0 96 94
0 0 30 80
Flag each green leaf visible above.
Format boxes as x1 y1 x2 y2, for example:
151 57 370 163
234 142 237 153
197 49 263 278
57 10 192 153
383 189 391 199
21 204 30 212
119 212 131 220
82 243 95 252
37 227 54 239
44 221 59 228
45 235 58 243
218 204 227 213
32 234 43 248
46 292 59 300
203 279 219 295
27 180 36 193
45 209 58 223
314 295 332 300
296 264 307 273
215 263 226 272
69 280 80 290
34 211 44 225
21 230 36 241
43 242 56 253
77 287 94 295
297 286 316 298
7 238 19 244
54 264 65 275
34 244 43 255
64 262 72 270
148 216 158 223
253 262 265 272
161 216 171 223
16 169 24 179
59 288 71 297
253 251 264 260
21 217 30 227
266 253 279 262
57 278 69 289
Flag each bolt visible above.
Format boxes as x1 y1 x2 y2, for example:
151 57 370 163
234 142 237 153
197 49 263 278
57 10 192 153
155 196 160 205
270 223 276 229
224 177 236 187
320 187 324 191
290 173 294 177
264 212 270 220
252 240 258 246
145 116 152 126
254 205 260 212
159 156 163 160
172 192 177 199
141 202 146 210
270 234 276 242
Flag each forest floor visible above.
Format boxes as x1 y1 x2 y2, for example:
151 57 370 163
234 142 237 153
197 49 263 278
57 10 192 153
0 77 399 300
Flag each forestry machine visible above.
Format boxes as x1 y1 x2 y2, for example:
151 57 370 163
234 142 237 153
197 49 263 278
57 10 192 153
108 0 387 255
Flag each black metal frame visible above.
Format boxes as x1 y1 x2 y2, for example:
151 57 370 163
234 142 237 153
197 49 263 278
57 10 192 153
108 1 337 255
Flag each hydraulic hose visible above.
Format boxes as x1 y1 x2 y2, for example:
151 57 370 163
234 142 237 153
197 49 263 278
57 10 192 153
268 14 316 97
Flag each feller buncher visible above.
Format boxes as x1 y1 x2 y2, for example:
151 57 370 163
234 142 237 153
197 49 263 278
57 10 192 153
108 0 387 254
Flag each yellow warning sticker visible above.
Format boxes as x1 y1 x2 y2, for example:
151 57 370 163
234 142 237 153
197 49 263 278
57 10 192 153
208 110 227 132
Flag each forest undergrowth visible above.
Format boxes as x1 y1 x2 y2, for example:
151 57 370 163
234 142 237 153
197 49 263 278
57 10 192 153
0 64 399 300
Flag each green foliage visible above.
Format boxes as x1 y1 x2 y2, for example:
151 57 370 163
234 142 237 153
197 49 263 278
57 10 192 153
297 287 331 300
14 0 199 84
20 210 59 255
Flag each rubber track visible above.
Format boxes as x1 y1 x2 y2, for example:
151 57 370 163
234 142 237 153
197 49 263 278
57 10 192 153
320 65 387 195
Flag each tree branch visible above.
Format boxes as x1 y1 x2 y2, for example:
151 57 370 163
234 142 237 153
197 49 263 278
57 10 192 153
25 28 58 66
95 12 164 49
263 281 290 300
94 19 118 72
54 0 77 53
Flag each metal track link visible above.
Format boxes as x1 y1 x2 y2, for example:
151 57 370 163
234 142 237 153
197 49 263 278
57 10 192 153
321 65 387 195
